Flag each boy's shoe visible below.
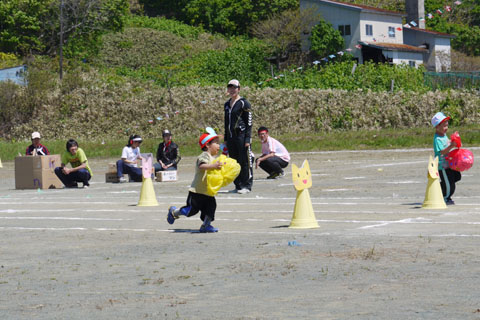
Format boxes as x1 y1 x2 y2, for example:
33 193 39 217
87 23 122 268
446 199 455 205
267 172 280 179
199 224 218 233
279 171 285 177
64 183 78 189
167 206 176 224
237 188 250 194
118 177 127 183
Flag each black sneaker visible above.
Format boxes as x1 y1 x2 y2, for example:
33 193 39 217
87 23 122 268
267 172 280 179
199 224 218 233
446 199 455 205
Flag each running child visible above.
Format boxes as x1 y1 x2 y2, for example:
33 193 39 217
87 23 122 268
167 128 223 232
431 112 461 205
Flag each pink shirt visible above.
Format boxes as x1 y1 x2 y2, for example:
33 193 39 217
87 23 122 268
262 136 290 162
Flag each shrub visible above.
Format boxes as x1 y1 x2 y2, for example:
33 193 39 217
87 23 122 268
125 15 204 39
309 19 344 58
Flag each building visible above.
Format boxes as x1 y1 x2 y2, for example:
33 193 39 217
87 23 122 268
0 65 27 86
301 0 453 71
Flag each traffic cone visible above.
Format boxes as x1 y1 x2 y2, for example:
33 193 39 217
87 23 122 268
422 177 447 209
422 155 446 209
138 177 159 206
289 189 319 229
0 157 3 168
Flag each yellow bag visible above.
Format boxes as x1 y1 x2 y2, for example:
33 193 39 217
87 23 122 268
206 155 240 196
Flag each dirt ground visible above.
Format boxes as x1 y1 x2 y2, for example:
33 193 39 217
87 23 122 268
0 148 479 319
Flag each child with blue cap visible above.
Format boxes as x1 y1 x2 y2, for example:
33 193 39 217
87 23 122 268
431 112 461 205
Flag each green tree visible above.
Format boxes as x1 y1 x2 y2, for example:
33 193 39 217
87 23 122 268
0 0 51 54
309 19 344 58
183 0 298 35
251 8 319 68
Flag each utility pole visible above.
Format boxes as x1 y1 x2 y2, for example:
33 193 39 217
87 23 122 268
59 0 64 80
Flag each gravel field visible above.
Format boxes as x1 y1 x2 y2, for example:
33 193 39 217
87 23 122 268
0 148 479 319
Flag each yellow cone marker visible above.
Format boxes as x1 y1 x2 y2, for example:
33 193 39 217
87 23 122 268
138 177 159 207
289 160 319 229
422 155 447 209
138 154 159 207
0 157 3 168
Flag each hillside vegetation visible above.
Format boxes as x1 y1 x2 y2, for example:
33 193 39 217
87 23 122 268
0 2 479 143
1 60 479 142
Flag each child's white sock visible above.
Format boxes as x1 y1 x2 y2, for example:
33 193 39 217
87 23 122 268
173 208 181 219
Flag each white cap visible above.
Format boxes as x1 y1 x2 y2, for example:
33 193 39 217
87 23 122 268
162 129 171 136
31 132 41 139
431 112 450 127
227 79 240 87
132 137 143 142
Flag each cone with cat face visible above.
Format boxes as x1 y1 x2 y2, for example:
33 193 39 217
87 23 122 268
138 154 159 207
422 155 447 209
289 160 319 228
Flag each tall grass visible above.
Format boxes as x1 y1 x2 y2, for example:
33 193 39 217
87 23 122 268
1 126 478 162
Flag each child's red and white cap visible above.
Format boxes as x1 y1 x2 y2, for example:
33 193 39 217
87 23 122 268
431 112 450 127
199 127 218 149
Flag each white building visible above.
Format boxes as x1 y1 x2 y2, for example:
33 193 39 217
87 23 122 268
301 0 453 70
403 27 455 71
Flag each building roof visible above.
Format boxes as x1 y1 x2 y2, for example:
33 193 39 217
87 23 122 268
406 27 456 38
317 0 405 16
360 42 429 53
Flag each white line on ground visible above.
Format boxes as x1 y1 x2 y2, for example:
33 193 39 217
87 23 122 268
0 226 478 237
361 160 426 168
0 216 132 221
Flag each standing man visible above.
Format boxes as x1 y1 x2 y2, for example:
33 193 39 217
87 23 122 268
255 126 290 179
224 79 253 194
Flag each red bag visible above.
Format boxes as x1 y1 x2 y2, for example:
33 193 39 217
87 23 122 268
450 131 462 148
446 148 474 172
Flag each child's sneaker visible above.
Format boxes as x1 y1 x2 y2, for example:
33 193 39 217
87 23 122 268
199 224 218 233
167 206 176 224
446 199 455 205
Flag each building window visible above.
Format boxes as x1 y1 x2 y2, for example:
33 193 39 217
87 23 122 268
338 25 351 36
409 61 416 67
388 26 395 38
366 24 373 36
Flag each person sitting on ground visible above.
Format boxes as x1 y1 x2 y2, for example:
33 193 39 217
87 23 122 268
26 132 50 156
54 139 92 188
116 135 143 183
154 129 181 173
255 126 290 179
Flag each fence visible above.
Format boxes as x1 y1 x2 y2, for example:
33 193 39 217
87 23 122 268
424 71 480 90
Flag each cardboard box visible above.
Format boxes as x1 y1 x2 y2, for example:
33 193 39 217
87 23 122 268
156 170 177 182
15 155 63 189
105 173 127 183
107 162 117 174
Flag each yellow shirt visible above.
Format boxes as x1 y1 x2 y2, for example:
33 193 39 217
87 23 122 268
188 152 213 196
61 148 93 176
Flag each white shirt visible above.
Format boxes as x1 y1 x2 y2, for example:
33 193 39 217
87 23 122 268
262 136 290 162
121 146 141 167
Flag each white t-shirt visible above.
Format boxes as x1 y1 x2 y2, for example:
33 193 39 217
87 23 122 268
121 146 141 167
262 136 290 162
